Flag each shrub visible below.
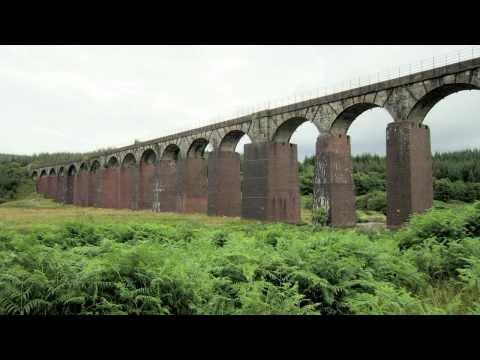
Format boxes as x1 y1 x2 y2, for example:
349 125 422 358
356 191 387 215
312 207 328 226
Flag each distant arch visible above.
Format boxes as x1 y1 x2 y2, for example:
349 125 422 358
162 144 180 161
329 103 380 135
408 83 480 123
122 153 137 167
272 117 319 143
79 163 88 172
58 167 65 176
187 138 209 158
219 130 252 152
140 148 157 164
106 156 119 168
67 164 77 176
40 170 47 177
32 171 38 179
90 160 101 173
49 168 56 176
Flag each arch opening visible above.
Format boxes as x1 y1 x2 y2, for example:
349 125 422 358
122 153 137 168
187 138 209 159
272 117 315 144
346 106 393 156
40 170 47 177
219 130 252 153
106 156 119 168
59 167 65 176
408 83 479 124
49 168 56 176
79 163 88 172
422 88 480 153
32 171 38 180
162 144 180 161
67 165 77 176
330 103 380 136
140 149 157 165
90 161 100 173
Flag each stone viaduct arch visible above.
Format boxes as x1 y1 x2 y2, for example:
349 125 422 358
31 56 480 228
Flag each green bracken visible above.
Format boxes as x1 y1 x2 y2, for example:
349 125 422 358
0 196 479 315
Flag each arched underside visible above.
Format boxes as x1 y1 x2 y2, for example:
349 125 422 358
40 170 47 177
187 138 209 158
408 83 479 123
219 130 249 152
49 168 56 176
162 144 180 161
106 156 119 168
67 165 77 176
330 103 379 135
272 117 312 143
141 149 157 165
122 153 137 167
90 161 101 173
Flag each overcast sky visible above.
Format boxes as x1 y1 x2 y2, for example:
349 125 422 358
1 45 478 161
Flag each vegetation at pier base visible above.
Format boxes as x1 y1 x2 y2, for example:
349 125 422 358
0 197 479 315
299 149 480 219
0 149 478 315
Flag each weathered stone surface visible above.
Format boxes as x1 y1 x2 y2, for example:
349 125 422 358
207 151 241 218
119 165 138 210
386 122 433 229
176 158 208 214
32 56 480 228
242 142 300 223
153 160 179 213
313 134 356 227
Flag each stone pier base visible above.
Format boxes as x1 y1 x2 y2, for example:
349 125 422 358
386 122 433 229
241 142 300 223
176 158 208 214
207 151 241 217
314 134 356 227
153 160 179 213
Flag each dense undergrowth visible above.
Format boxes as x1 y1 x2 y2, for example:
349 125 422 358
0 200 479 315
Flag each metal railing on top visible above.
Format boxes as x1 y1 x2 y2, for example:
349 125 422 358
196 46 480 129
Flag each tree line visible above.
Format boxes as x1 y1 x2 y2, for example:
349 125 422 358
299 149 480 214
1 149 479 206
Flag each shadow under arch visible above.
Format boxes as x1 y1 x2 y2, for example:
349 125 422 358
122 153 137 168
65 164 77 205
90 160 101 173
162 144 180 161
187 138 209 158
408 83 480 124
106 156 119 168
67 164 77 176
140 149 157 165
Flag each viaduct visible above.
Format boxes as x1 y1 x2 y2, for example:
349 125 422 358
31 57 480 228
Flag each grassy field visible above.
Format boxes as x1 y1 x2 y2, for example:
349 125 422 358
0 195 479 315
0 195 252 232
